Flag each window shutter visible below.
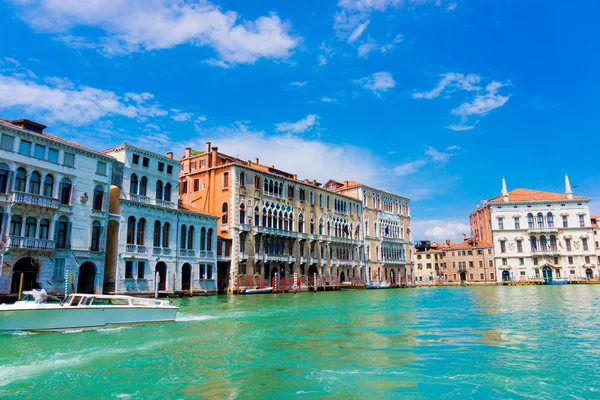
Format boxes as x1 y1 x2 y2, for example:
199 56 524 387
70 184 76 206
66 222 72 249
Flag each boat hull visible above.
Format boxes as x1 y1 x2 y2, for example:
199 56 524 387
244 287 273 294
0 305 178 331
365 284 391 290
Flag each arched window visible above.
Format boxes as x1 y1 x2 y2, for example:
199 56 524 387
527 213 534 229
156 180 163 200
269 180 274 195
91 221 101 251
549 235 557 250
530 235 537 251
279 182 284 197
43 175 54 197
200 227 206 250
56 216 69 248
327 195 330 209
39 218 50 239
25 217 36 237
254 206 260 226
126 216 136 244
130 174 138 194
310 218 315 234
298 214 304 233
319 194 323 207
264 178 268 192
240 203 246 224
93 185 104 211
539 235 547 250
547 212 554 228
139 176 148 196
153 220 161 247
0 163 9 193
162 222 170 248
15 168 26 192
537 213 544 228
180 225 187 249
57 178 72 205
188 225 194 250
222 202 229 225
319 218 323 235
310 190 314 205
254 175 260 189
207 228 213 251
240 171 245 186
29 171 41 194
164 183 172 202
288 184 294 199
137 218 146 245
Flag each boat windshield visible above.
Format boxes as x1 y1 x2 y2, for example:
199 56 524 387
18 293 36 302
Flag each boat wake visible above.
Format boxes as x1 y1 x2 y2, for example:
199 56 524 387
176 314 216 322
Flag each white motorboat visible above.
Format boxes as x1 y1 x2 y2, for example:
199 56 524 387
0 290 178 331
243 286 273 294
365 281 391 290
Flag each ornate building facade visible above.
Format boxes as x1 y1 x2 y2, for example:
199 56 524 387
103 144 218 295
489 176 597 283
324 180 412 285
0 119 115 296
179 143 365 293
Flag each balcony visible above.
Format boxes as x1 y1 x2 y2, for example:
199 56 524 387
240 252 249 260
381 236 405 244
319 258 328 265
531 247 560 256
383 258 407 265
265 254 288 262
125 244 148 254
220 224 229 232
239 224 251 232
180 249 196 257
198 250 215 259
156 199 176 208
527 227 559 234
11 191 60 210
3 236 55 250
253 226 298 239
129 193 151 204
300 256 308 264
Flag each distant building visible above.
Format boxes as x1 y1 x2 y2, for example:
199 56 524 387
103 144 218 295
413 241 445 285
592 216 600 265
489 176 597 283
0 118 115 296
469 199 492 242
442 237 495 285
324 180 412 285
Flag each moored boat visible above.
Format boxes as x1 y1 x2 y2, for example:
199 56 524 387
340 281 366 290
243 286 273 294
366 281 391 290
0 290 178 331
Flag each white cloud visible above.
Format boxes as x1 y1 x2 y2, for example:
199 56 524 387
170 108 193 122
12 0 301 66
452 81 509 116
0 72 178 125
394 159 427 176
446 2 457 11
446 123 474 131
348 20 370 43
354 71 395 95
445 145 460 151
411 220 470 241
321 97 337 103
387 150 396 155
275 114 319 134
4 57 21 67
357 34 402 57
413 72 481 99
425 145 454 162
318 41 335 66
290 81 308 87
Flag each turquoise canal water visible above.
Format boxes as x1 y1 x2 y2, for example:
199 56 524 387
2 286 600 399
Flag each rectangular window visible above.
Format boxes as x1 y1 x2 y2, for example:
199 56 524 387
570 269 576 275
585 256 590 264
63 152 75 167
0 134 14 151
514 217 520 229
469 273 474 280
579 215 585 227
125 260 134 278
519 258 524 265
520 271 526 276
132 154 140 164
52 258 66 279
426 263 431 269
502 258 507 266
47 148 58 163
500 240 506 253
33 143 45 159
479 260 483 268
554 257 559 264
533 257 538 266
137 261 145 279
96 161 107 175
490 273 495 280
452 262 456 268
167 165 173 174
181 181 188 194
200 159 206 168
582 238 589 251
191 161 196 170
516 240 523 252
158 161 164 172
563 215 568 228
193 179 199 192
566 238 572 251
143 157 150 168
498 217 504 230
480 273 484 279
568 256 573 264
19 139 32 155
223 172 229 188
489 260 493 267
206 265 212 279
469 261 473 268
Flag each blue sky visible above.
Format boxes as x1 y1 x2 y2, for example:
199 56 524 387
1 0 599 241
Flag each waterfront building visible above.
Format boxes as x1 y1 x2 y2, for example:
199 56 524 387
413 241 445 285
489 176 597 283
179 143 364 293
592 216 600 267
325 180 411 285
0 119 115 296
442 237 495 285
470 199 492 242
103 144 218 295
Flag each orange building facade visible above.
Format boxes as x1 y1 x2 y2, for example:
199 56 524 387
469 200 492 242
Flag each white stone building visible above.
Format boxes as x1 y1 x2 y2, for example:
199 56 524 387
103 144 218 295
490 176 597 283
0 119 115 296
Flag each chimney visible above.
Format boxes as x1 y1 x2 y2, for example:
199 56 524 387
185 147 192 158
445 239 450 245
205 142 211 153
211 146 218 168
462 233 467 241
483 199 487 206
501 177 509 202
166 152 173 159
293 174 297 180
565 174 573 200
255 158 259 164
344 180 349 186
476 203 480 209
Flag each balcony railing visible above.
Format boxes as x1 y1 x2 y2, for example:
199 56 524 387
300 256 308 264
199 250 215 259
125 244 148 254
3 236 56 250
180 249 196 257
220 224 229 232
381 236 405 244
531 247 559 255
239 224 251 232
156 199 176 208
253 226 298 238
383 258 407 265
11 191 60 210
129 193 151 204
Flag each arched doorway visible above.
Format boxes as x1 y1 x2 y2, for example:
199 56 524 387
156 262 167 291
586 268 593 279
460 272 467 283
502 270 510 282
10 257 39 294
340 270 346 282
390 269 396 284
181 263 192 291
542 266 553 284
307 265 318 288
77 262 96 294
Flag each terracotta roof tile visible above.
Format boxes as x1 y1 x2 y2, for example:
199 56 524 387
489 188 586 203
448 240 493 249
